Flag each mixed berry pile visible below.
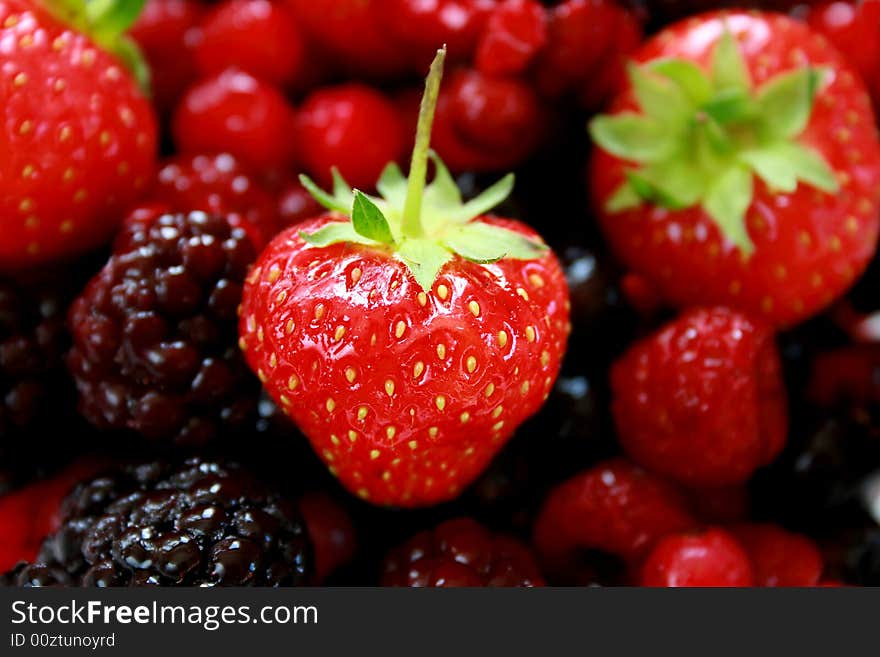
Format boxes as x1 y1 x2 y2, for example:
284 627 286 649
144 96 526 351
2 0 880 587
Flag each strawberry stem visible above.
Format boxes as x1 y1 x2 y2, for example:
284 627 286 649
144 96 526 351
402 47 446 240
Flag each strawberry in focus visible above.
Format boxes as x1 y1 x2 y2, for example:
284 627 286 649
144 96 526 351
239 49 570 507
590 11 880 327
0 0 157 271
611 307 788 488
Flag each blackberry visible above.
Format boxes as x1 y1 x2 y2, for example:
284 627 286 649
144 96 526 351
67 211 260 446
3 457 312 587
382 518 544 587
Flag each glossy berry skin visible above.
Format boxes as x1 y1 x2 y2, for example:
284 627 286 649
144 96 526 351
591 12 880 327
67 211 260 447
0 0 157 271
730 523 823 587
284 0 406 78
130 0 205 114
534 0 641 108
382 518 544 587
806 1 880 107
640 528 754 587
431 69 546 172
3 458 313 587
239 215 569 507
384 0 497 70
153 153 280 248
611 307 788 488
298 84 405 190
533 459 696 576
173 68 298 173
194 0 305 87
475 0 548 77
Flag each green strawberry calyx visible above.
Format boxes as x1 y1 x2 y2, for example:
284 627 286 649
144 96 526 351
299 48 548 292
40 0 150 93
589 29 840 255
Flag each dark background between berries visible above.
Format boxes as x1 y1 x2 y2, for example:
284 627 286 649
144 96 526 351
3 0 880 586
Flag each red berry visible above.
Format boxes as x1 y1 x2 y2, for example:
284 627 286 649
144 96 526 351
431 69 546 172
611 307 788 488
0 0 158 271
384 0 497 70
240 215 568 506
806 0 880 107
284 0 407 78
130 0 205 114
194 0 305 87
152 153 280 248
298 492 357 583
173 69 298 173
590 12 880 327
534 0 642 107
298 84 405 190
730 523 824 586
533 459 696 577
475 0 548 77
382 518 544 586
640 528 754 587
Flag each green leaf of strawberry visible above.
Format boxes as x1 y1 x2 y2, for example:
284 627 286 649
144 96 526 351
238 48 570 507
588 11 880 327
589 23 840 256
298 48 547 292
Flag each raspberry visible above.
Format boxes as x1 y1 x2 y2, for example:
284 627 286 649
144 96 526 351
730 523 824 587
640 528 754 587
533 458 696 582
67 211 260 447
611 307 788 488
153 153 281 248
382 518 544 587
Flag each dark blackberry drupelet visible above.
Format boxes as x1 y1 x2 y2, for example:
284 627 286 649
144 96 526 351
67 211 259 446
2 457 312 587
382 518 544 587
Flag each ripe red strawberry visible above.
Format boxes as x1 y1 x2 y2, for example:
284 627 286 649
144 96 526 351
640 527 754 587
0 0 158 271
532 458 696 582
806 0 880 107
611 307 788 488
239 50 570 507
590 11 880 327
